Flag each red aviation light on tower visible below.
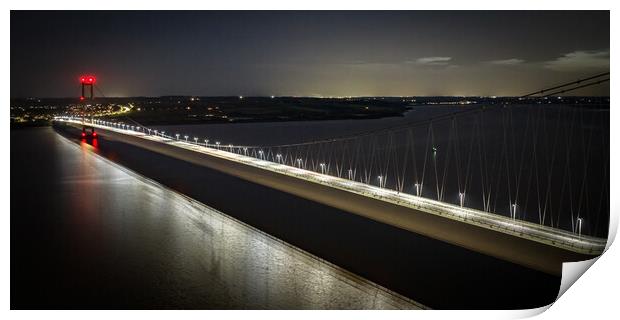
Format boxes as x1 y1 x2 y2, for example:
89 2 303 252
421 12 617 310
80 75 96 85
79 74 96 101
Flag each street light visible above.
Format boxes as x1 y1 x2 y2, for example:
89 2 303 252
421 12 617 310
320 163 326 174
194 137 198 144
415 183 421 196
577 217 583 237
184 135 189 142
297 158 303 168
216 141 220 150
276 154 282 163
459 192 465 207
243 147 248 155
258 150 263 159
176 133 180 140
378 175 383 188
205 139 209 147
511 203 517 220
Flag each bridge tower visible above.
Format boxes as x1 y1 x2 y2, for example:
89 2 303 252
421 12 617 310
78 75 97 137
79 75 96 101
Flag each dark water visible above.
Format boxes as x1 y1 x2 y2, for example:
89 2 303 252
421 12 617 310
12 124 564 309
11 127 422 309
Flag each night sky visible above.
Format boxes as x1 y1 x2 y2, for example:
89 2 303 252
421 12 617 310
10 11 610 98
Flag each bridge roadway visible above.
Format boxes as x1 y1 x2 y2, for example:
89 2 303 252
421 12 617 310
55 118 607 276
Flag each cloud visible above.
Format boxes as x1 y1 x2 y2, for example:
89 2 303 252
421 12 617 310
544 50 609 72
415 56 452 65
488 58 524 65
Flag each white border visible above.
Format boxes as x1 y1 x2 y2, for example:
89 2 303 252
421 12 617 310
4 2 616 319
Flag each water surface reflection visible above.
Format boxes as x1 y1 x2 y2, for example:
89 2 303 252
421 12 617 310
11 128 422 309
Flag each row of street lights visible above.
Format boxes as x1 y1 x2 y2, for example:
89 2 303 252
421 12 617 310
67 117 399 193
63 116 584 234
68 114 445 199
59 118 479 210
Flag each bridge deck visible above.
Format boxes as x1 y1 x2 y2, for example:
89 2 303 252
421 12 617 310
55 118 607 257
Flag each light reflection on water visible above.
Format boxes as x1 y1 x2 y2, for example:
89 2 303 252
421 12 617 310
54 131 422 309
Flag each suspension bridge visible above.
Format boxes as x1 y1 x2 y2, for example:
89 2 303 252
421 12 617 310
53 73 609 276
